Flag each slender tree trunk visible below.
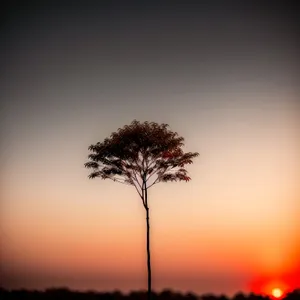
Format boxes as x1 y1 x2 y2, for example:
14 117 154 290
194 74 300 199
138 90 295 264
145 186 151 300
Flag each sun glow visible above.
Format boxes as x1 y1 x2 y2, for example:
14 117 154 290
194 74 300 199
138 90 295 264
272 288 283 298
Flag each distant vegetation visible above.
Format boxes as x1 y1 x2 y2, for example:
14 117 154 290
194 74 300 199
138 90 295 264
0 288 299 300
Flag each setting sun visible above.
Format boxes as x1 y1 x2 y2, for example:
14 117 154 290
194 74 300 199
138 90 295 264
272 288 283 298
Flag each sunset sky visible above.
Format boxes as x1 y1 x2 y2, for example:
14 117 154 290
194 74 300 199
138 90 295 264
1 1 299 296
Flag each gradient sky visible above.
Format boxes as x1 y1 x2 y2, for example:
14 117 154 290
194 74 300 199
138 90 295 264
1 1 299 296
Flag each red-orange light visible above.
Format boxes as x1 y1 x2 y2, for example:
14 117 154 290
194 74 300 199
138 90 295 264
272 288 283 299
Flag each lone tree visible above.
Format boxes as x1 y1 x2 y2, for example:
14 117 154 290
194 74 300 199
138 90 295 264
84 120 199 300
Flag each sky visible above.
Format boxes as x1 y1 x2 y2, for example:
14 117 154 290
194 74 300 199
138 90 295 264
1 0 299 296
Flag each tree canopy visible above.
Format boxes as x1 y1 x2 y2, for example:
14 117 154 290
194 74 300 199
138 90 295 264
85 120 199 198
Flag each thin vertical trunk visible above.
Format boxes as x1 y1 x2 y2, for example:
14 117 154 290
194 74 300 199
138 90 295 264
145 185 151 300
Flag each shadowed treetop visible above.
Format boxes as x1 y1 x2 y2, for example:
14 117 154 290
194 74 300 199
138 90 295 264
85 120 199 195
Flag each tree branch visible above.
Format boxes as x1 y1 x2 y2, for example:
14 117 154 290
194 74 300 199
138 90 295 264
147 177 159 189
131 170 143 190
147 165 175 189
107 177 132 185
141 180 147 209
132 181 143 199
146 171 157 182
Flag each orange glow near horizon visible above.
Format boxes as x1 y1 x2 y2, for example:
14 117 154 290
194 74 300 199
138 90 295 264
249 268 300 297
248 235 300 296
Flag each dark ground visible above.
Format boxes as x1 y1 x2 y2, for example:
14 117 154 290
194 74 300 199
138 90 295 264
0 287 299 300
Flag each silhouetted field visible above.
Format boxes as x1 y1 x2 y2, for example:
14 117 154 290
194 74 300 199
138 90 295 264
0 288 299 300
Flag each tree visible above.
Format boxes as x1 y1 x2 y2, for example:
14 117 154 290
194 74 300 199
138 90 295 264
84 120 199 300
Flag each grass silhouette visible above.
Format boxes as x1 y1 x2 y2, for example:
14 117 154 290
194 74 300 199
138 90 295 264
0 287 299 300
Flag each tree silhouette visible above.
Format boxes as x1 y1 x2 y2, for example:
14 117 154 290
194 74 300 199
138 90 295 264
85 120 199 300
